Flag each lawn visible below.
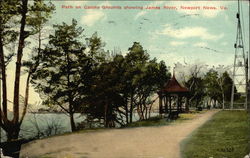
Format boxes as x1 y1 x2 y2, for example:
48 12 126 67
181 110 250 158
126 110 204 128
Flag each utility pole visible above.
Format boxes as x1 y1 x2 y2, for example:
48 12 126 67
230 0 248 109
0 53 2 144
247 51 250 110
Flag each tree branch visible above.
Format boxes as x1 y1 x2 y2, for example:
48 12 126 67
19 69 31 124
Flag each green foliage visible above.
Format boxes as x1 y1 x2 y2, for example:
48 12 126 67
0 0 54 46
83 56 127 127
82 42 170 127
0 0 20 46
31 19 93 131
27 1 55 30
220 71 236 101
204 69 221 102
204 69 238 107
87 32 106 62
124 42 170 120
182 110 250 158
185 76 205 107
32 19 87 102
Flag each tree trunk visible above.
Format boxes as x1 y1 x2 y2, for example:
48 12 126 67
0 24 8 121
13 0 28 124
65 47 76 131
0 0 28 142
125 99 129 124
104 100 108 128
69 111 76 131
20 71 31 124
148 102 153 119
145 104 148 120
159 93 162 114
210 99 213 108
6 124 21 141
137 101 144 120
222 93 225 109
195 99 199 108
129 92 134 123
68 94 76 132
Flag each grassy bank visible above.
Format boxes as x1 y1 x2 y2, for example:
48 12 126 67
181 110 250 158
126 110 204 128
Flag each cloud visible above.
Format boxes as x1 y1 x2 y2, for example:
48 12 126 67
157 52 184 68
81 10 106 27
148 31 160 41
157 24 224 40
80 1 111 27
221 42 228 46
134 11 147 20
170 41 187 46
193 42 208 47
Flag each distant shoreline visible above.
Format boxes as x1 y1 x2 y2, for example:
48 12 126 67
29 112 73 114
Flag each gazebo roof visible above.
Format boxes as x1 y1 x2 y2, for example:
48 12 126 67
161 74 189 93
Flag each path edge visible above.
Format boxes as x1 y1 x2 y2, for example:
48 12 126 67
179 110 220 158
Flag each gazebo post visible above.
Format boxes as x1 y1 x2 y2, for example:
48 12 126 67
164 95 167 114
158 92 163 115
177 95 180 112
185 97 189 112
162 95 165 114
169 96 172 114
166 95 169 113
178 96 182 112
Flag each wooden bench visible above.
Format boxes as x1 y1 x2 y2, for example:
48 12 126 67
168 111 179 120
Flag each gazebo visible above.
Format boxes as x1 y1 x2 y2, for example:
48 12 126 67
158 74 190 118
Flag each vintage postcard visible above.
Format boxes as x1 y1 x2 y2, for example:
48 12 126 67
0 0 249 158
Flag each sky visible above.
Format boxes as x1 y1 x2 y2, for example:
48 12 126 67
5 0 250 109
49 0 250 67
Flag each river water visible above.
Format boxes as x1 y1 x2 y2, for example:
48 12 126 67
0 112 158 142
0 113 85 142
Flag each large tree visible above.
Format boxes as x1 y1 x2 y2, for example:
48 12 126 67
204 69 221 107
206 70 237 108
185 76 206 108
180 64 206 108
123 42 150 123
134 59 170 120
124 42 170 121
31 19 93 132
0 0 54 141
83 42 170 127
83 55 127 127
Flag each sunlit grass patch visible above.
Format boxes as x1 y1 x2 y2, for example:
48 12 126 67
181 110 250 158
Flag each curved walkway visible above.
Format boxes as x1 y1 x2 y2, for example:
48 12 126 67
20 110 219 158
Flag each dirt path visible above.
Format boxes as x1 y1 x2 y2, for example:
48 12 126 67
20 110 219 158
